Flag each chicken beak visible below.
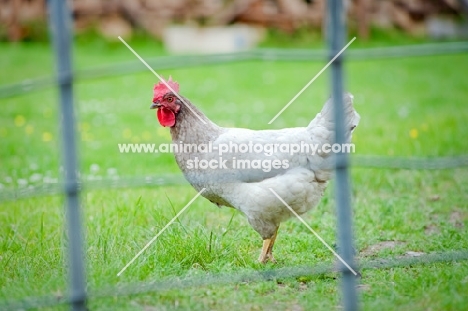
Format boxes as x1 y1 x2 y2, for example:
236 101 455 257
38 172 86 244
150 102 161 109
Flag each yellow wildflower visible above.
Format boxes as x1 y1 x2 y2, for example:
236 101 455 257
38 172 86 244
14 115 26 127
142 131 152 141
42 132 53 142
25 125 34 135
123 128 132 139
79 122 90 132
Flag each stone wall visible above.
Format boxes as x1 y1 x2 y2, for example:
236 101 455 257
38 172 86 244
0 0 464 41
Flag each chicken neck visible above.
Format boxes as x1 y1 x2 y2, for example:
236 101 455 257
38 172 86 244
169 97 222 144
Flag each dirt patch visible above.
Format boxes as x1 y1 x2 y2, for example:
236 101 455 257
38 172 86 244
360 240 406 257
357 284 371 292
404 251 425 257
424 223 440 235
449 210 465 228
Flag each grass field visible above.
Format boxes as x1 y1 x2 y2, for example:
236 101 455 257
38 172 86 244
1 31 468 310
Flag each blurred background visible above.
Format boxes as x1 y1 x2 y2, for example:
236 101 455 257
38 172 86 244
1 0 468 48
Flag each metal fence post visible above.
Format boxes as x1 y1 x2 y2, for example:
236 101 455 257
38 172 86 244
327 0 359 310
47 0 87 310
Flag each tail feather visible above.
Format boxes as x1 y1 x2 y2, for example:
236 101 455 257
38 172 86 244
308 93 360 142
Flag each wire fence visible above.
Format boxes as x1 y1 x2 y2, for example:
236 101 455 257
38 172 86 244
2 250 468 310
1 155 467 203
1 0 468 310
1 41 468 100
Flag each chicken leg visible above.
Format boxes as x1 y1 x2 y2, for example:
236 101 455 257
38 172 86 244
258 228 279 263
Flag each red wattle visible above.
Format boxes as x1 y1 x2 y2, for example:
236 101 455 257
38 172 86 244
157 107 176 127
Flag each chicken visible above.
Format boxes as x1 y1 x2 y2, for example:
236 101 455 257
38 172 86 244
150 77 360 263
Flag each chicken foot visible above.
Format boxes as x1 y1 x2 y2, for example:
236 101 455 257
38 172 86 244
258 228 279 263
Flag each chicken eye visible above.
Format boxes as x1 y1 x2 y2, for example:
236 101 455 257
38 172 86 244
167 96 174 103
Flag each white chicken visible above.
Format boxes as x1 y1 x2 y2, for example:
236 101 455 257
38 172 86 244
150 77 360 263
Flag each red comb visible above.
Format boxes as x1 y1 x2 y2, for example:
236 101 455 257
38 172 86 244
153 76 179 102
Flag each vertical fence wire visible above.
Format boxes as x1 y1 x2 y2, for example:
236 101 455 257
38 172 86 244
328 0 359 310
47 0 87 310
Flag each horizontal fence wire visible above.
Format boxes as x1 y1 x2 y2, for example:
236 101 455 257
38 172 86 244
0 174 187 202
1 42 468 99
1 155 467 202
352 154 468 170
1 249 467 310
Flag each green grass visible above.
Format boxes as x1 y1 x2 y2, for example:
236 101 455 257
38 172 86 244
1 33 468 310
